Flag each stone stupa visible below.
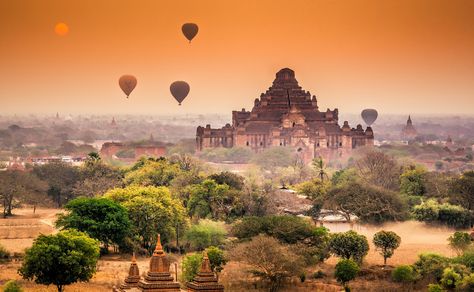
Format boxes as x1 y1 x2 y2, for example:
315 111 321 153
186 251 224 292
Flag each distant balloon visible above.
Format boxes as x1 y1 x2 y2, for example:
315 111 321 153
181 23 199 43
118 75 137 98
361 109 378 126
170 81 190 105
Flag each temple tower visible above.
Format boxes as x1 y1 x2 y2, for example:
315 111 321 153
186 252 224 292
119 253 140 291
137 234 181 292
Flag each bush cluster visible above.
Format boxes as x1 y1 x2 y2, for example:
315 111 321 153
413 199 473 228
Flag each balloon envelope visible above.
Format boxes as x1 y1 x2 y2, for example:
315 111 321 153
119 75 137 98
181 23 199 42
170 81 190 105
361 109 378 126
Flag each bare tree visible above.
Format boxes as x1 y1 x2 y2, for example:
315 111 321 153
355 150 401 190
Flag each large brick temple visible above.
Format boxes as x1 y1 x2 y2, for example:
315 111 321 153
196 68 374 162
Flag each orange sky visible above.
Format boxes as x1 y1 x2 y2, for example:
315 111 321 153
1 0 474 116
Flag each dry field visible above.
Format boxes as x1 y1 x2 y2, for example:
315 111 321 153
0 208 461 291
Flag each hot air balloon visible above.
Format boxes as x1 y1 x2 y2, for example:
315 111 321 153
361 109 378 126
181 23 199 43
119 75 137 98
170 81 190 105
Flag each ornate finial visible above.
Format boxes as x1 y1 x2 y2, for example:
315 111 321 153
199 251 212 273
154 234 163 253
132 252 137 263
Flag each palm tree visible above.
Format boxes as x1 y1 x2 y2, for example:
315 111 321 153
312 156 328 181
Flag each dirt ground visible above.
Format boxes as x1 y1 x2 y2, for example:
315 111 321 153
0 208 461 291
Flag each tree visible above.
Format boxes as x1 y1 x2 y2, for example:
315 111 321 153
400 166 427 196
334 259 359 292
312 157 328 182
33 162 80 207
19 230 100 292
208 171 244 190
0 170 46 217
104 186 187 252
325 182 408 223
184 219 227 251
373 230 401 265
206 246 227 273
448 231 472 256
295 178 330 201
230 235 304 292
329 230 369 263
392 265 417 283
355 150 401 190
181 253 203 283
73 157 123 198
251 147 296 170
55 197 131 251
2 280 23 292
124 157 181 187
449 171 474 211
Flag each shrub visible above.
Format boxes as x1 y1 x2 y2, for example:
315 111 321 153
329 230 369 263
391 265 417 283
184 220 227 251
448 231 472 255
413 253 450 281
3 280 23 292
206 246 227 273
453 248 474 270
427 283 443 292
334 259 359 289
459 273 474 290
181 253 203 283
0 243 10 261
413 199 473 228
313 270 326 279
439 267 463 289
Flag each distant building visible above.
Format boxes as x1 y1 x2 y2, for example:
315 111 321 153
401 115 418 140
100 142 166 160
196 68 374 163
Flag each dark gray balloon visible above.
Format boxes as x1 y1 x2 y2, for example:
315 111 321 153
119 75 137 98
170 81 190 105
181 23 199 43
361 109 378 126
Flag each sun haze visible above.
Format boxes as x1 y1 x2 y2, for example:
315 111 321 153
54 22 69 36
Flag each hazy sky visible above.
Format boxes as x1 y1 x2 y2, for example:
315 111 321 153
1 0 474 116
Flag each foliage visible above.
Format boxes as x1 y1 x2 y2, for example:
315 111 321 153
124 157 181 187
355 150 401 190
104 186 187 251
458 273 474 291
208 171 244 190
187 179 245 220
449 171 474 211
251 147 296 170
2 280 23 292
312 157 328 181
329 230 369 264
33 162 79 207
391 265 417 283
448 232 472 256
400 166 427 196
334 259 359 288
184 220 227 251
373 230 401 265
206 246 227 273
427 283 443 292
331 168 358 186
230 235 304 292
295 178 330 201
325 182 408 223
453 249 474 270
198 147 254 164
412 253 450 281
0 170 47 217
18 230 100 292
0 243 10 260
439 266 466 289
413 199 473 228
181 253 203 283
55 197 131 250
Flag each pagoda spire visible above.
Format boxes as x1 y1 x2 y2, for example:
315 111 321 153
119 253 140 290
186 251 224 292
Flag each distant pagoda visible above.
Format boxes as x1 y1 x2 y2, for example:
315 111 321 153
119 253 140 291
186 251 224 292
137 234 180 292
401 115 418 140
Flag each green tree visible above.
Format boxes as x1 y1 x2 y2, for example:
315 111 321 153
312 157 328 182
208 171 244 190
400 166 427 196
230 235 304 292
334 259 359 292
33 162 79 207
295 178 330 201
19 230 100 292
251 147 296 170
55 197 131 251
326 182 408 223
184 220 227 251
181 253 203 283
450 171 474 211
331 168 358 186
439 265 468 290
373 230 401 265
206 246 227 273
329 230 369 263
124 157 181 187
104 186 187 251
391 265 417 283
448 231 472 256
413 253 450 281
